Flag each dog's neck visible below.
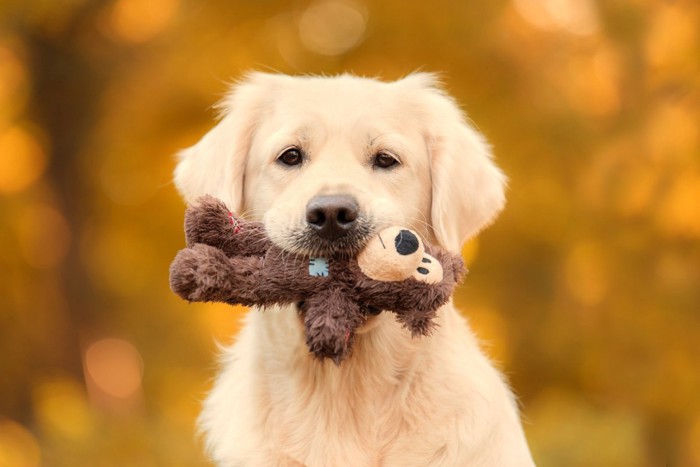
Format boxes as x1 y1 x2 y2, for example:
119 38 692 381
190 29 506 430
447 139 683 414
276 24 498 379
244 301 476 458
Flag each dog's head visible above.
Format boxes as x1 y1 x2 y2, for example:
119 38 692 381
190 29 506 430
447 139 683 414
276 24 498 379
174 72 506 255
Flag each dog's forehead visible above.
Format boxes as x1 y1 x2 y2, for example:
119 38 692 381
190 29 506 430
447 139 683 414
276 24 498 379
263 94 424 152
270 77 413 121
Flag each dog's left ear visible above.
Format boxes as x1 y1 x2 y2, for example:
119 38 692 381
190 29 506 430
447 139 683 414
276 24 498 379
173 72 275 212
401 73 507 251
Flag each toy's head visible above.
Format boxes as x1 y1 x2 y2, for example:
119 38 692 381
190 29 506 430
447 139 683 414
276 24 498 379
357 226 443 284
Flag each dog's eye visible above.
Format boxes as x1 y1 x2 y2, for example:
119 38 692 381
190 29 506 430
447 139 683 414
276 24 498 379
373 152 399 169
277 147 304 167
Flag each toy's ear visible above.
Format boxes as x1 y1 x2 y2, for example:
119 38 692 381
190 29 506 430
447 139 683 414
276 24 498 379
173 72 273 213
401 74 507 251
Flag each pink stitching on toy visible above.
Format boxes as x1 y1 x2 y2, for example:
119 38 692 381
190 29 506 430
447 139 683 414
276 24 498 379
228 212 242 234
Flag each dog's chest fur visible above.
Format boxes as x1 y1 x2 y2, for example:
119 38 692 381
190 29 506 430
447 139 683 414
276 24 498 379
198 304 532 466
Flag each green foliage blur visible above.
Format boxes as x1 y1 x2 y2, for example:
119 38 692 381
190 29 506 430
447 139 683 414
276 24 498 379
1 0 698 465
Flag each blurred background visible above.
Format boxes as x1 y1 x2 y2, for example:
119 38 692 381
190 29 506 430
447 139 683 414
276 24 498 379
0 0 698 465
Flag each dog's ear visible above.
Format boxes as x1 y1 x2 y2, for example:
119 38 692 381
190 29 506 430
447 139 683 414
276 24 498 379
173 72 273 212
401 73 507 251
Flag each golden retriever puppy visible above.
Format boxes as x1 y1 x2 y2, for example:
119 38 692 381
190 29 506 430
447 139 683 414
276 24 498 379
174 72 535 466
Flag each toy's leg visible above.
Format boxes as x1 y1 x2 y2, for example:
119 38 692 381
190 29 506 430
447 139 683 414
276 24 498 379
356 278 453 316
356 278 450 337
169 244 301 307
184 195 270 256
299 288 366 364
392 307 439 337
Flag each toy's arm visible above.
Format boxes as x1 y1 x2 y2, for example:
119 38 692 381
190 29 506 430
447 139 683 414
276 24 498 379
169 243 306 307
355 249 466 336
184 195 271 256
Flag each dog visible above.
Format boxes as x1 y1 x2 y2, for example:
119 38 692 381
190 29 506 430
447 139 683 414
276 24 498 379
174 72 535 466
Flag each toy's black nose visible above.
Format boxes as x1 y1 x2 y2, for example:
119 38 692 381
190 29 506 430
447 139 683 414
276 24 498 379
394 229 419 255
306 195 359 240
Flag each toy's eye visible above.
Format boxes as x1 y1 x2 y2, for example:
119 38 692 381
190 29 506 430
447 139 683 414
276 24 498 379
373 152 400 169
277 147 304 167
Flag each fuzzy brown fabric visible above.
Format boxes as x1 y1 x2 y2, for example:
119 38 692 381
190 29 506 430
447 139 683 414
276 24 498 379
170 195 466 364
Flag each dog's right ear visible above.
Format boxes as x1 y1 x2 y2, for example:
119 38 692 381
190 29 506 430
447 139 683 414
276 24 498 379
173 72 273 212
398 73 507 251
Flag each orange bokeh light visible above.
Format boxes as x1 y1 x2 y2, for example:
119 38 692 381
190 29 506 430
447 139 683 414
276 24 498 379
84 338 144 399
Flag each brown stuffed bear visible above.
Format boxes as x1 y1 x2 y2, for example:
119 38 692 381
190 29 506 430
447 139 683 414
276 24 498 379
170 196 465 364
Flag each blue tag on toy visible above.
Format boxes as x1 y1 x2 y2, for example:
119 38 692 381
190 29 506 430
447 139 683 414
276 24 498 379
308 257 329 277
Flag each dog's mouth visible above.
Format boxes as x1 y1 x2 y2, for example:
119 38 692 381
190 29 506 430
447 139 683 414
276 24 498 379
293 221 375 258
273 217 376 259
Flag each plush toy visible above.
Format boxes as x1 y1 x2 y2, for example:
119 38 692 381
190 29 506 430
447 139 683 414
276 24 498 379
170 195 466 364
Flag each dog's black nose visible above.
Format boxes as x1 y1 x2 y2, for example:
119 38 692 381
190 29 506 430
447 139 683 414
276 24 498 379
394 229 419 255
306 195 359 240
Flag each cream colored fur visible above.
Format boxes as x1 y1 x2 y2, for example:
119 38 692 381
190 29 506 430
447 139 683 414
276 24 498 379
175 72 535 466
